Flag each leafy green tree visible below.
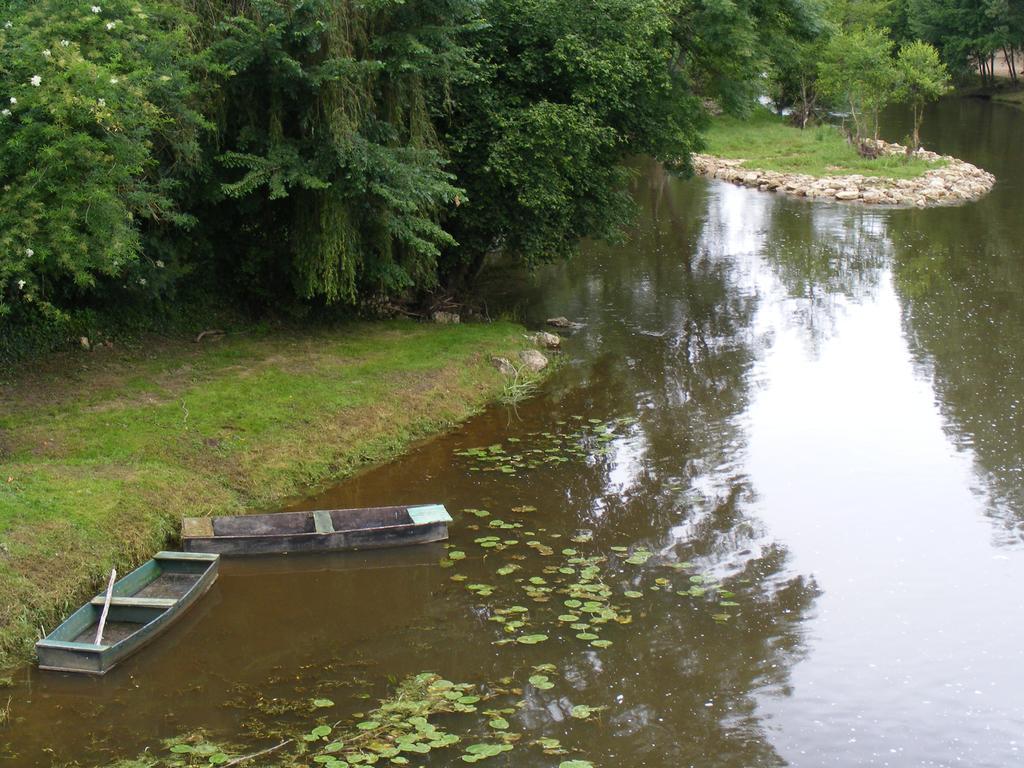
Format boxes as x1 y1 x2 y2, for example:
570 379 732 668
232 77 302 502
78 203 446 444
439 0 707 282
905 0 1019 84
196 0 476 306
818 26 898 143
895 40 951 147
0 0 207 323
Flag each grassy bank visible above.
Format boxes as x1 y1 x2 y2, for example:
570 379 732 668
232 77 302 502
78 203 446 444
992 89 1024 108
702 110 940 178
0 320 539 667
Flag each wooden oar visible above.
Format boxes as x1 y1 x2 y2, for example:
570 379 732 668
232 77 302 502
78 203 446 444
93 568 117 646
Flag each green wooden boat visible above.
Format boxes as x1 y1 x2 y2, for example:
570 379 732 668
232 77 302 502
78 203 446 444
181 503 452 556
36 551 219 675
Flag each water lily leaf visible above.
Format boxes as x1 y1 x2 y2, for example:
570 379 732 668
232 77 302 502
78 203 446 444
625 550 652 565
324 742 345 753
528 674 555 690
590 639 612 648
449 551 467 561
623 590 642 599
488 717 509 730
558 614 580 622
170 745 194 754
559 761 594 768
570 705 594 719
575 632 599 641
356 721 379 731
516 634 548 645
208 754 229 766
312 698 335 708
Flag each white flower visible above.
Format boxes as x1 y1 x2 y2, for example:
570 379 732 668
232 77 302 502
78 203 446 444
91 5 101 12
3 21 11 29
30 75 41 87
0 109 9 117
138 277 147 286
17 279 25 290
105 21 115 30
61 39 70 47
155 260 165 268
109 77 118 84
25 248 34 257
42 49 52 58
97 98 105 107
9 97 16 105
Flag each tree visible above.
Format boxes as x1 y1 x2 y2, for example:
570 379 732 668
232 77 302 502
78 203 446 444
438 0 707 283
818 26 898 143
895 41 951 148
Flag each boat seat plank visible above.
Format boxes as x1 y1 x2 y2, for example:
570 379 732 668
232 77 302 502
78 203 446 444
182 517 214 538
407 504 452 525
313 510 335 534
89 597 176 609
36 639 107 652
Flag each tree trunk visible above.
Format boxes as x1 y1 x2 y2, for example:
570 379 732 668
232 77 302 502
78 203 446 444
912 103 921 150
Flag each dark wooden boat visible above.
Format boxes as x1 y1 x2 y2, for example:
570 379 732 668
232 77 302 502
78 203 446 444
181 503 452 556
36 551 219 675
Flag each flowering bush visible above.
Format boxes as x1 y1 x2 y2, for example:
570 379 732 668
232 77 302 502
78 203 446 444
0 0 206 321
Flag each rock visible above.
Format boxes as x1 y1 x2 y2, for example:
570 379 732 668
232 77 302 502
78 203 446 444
492 356 517 376
79 336 91 351
432 311 460 324
529 331 561 349
518 349 548 373
546 316 584 330
835 189 860 201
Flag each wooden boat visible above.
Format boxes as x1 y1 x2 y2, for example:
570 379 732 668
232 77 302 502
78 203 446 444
181 503 452 556
36 551 219 675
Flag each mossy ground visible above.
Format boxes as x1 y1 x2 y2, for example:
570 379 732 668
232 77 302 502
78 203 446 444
0 320 537 668
702 109 941 179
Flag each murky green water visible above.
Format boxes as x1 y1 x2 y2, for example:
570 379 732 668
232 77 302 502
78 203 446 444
3 98 1023 767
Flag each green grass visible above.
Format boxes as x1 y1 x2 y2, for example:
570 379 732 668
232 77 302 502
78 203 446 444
702 109 941 179
0 320 541 667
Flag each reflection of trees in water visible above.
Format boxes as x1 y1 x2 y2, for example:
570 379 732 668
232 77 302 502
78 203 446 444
883 98 1024 545
491 166 819 765
891 203 1024 546
708 185 891 357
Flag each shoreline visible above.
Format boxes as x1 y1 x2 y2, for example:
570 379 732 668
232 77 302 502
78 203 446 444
693 139 994 206
0 320 548 669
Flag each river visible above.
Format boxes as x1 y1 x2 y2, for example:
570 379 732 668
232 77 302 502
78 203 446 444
2 97 1022 767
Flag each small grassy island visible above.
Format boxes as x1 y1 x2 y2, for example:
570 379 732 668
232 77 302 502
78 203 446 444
695 110 994 206
702 110 939 179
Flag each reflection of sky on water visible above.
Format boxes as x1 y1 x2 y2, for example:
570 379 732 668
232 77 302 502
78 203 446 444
691 174 1024 766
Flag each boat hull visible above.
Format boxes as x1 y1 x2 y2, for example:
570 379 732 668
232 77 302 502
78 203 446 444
36 552 219 675
182 504 451 556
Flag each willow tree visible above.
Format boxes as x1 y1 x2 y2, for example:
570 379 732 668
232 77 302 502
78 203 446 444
195 0 475 306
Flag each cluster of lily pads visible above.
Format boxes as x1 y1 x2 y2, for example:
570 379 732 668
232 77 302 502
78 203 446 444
158 672 595 768
443 509 743 652
453 417 636 476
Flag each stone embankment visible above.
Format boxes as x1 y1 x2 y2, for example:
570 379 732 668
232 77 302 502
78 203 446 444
693 140 994 207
